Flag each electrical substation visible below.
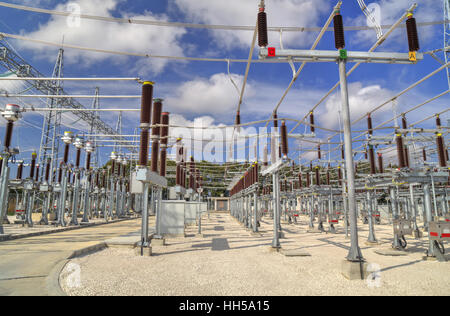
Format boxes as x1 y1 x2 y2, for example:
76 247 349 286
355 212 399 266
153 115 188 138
0 0 448 297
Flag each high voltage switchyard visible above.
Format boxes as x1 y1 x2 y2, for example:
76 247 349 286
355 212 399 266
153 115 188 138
0 0 448 300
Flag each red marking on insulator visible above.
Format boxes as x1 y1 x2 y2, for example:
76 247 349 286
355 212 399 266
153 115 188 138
268 47 276 57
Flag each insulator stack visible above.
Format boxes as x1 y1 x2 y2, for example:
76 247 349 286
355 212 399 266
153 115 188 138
273 112 278 129
280 120 288 157
306 170 311 187
298 172 303 188
315 166 320 186
263 144 268 166
404 146 410 168
35 165 40 182
111 160 116 177
333 12 345 50
341 146 345 160
317 145 321 160
367 114 373 136
406 14 420 52
368 145 376 175
255 163 259 183
338 166 342 182
422 148 427 162
29 152 37 179
95 172 99 187
75 149 81 168
436 115 442 127
378 153 384 174
103 170 107 188
258 5 268 47
160 112 169 148
4 121 13 150
140 131 149 167
402 115 408 130
235 112 241 126
58 163 63 183
0 158 3 176
355 162 358 174
118 162 122 178
396 133 406 168
445 148 449 163
63 143 70 164
189 157 195 190
45 159 51 182
176 164 180 186
17 161 23 179
86 153 91 171
160 112 169 177
436 132 447 168
139 82 153 167
151 99 163 173
157 149 166 178
310 112 315 134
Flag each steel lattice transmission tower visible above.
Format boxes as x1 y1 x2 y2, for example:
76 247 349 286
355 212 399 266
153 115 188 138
445 0 450 89
0 38 136 165
37 48 64 183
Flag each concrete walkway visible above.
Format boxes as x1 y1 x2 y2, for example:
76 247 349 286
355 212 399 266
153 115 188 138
0 218 143 296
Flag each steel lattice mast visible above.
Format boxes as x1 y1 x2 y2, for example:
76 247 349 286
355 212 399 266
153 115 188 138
37 48 63 183
0 38 136 154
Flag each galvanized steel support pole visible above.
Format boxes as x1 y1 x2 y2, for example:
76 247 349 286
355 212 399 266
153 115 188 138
339 59 363 262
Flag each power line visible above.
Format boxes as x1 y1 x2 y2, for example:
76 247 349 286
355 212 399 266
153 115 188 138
0 1 445 33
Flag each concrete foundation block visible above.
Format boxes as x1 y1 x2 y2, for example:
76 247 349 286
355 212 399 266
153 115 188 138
341 260 369 280
151 238 166 246
281 249 311 257
374 248 408 256
135 246 152 256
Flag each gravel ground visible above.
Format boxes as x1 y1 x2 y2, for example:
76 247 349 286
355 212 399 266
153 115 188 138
61 213 450 296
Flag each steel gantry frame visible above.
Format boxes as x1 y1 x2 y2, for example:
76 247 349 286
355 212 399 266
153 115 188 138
0 38 136 156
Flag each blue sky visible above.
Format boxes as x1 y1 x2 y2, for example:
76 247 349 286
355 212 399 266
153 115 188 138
0 0 448 170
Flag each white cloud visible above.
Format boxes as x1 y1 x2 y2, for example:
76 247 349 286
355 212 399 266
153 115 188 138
173 0 330 49
166 73 251 116
318 82 395 130
16 0 187 75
